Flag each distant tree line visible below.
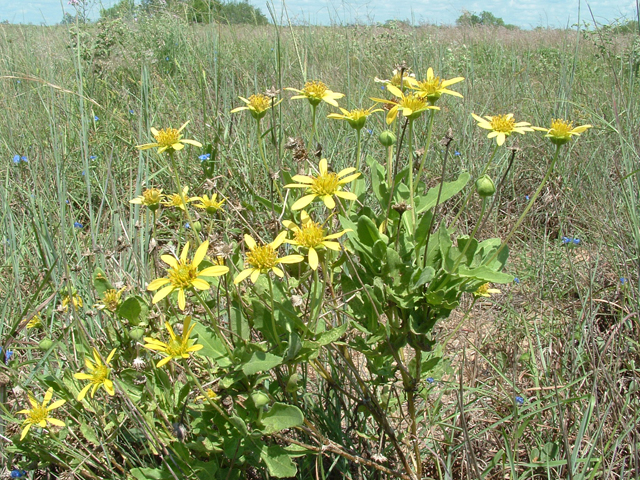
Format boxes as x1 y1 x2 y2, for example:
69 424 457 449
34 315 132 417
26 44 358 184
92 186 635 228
456 10 518 30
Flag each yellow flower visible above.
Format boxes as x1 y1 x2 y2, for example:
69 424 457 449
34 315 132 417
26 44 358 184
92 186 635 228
130 188 164 212
474 283 501 298
234 232 304 284
471 113 534 146
17 387 66 440
143 317 203 368
284 158 361 210
374 68 415 88
230 94 283 121
136 121 202 154
26 315 43 329
74 348 116 401
327 105 383 130
285 81 344 107
162 186 193 211
147 241 229 311
61 294 83 312
196 388 219 402
95 288 126 312
407 68 464 104
192 193 225 215
282 210 349 270
532 119 592 146
371 84 439 125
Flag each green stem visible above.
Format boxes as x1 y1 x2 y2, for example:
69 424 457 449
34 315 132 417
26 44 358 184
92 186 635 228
193 290 233 358
311 104 317 147
257 119 284 203
450 143 500 229
347 128 362 217
407 120 416 226
267 276 282 349
414 109 436 195
488 144 562 264
168 151 199 246
386 144 393 186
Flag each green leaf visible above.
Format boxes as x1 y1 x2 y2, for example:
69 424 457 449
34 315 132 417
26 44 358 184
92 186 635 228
117 295 148 326
130 467 173 480
457 265 514 283
261 402 304 434
92 267 113 297
315 321 349 346
413 266 435 288
242 352 282 376
357 215 385 247
260 444 298 478
191 322 232 367
416 172 470 214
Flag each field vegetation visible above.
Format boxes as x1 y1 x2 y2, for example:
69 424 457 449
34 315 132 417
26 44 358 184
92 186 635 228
0 5 639 479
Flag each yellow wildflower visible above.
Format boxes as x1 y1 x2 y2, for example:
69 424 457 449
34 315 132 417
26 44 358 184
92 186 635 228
371 84 439 125
192 193 225 215
282 210 349 270
234 232 304 284
407 68 464 104
474 283 501 298
374 68 415 88
285 81 344 107
130 188 164 212
143 317 203 368
327 105 383 130
472 113 534 146
196 388 219 402
74 348 116 401
17 387 66 440
26 315 43 329
95 288 126 312
147 241 229 311
230 94 282 121
137 121 202 154
284 158 360 210
532 119 592 146
162 186 193 211
61 294 83 312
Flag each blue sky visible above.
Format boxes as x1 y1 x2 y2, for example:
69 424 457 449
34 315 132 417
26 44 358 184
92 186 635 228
0 0 635 28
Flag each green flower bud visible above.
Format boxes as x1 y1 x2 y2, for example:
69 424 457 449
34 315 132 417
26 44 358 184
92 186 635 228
378 130 397 147
475 175 496 198
285 373 300 393
38 338 54 351
192 221 202 233
129 327 146 341
251 391 270 408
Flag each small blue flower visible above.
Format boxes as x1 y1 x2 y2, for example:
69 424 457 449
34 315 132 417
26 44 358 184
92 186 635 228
89 155 96 160
562 236 571 244
0 347 13 364
199 153 211 162
454 151 461 156
514 277 520 284
10 470 27 479
367 129 373 135
81 171 85 176
525 195 530 201
165 56 170 61
94 115 99 121
12 154 20 164
16 80 21 84
74 221 83 229
184 222 190 229
573 238 581 245
426 377 434 384
129 109 135 114
620 277 626 284
65 199 70 204
515 396 525 405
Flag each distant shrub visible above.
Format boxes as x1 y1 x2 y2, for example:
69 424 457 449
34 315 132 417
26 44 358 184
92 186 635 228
456 10 518 30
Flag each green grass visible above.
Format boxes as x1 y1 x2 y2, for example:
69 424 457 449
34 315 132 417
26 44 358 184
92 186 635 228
0 13 639 480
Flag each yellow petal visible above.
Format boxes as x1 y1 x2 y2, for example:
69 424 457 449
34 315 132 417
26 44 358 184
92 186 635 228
148 277 171 291
291 194 317 211
244 234 257 250
192 240 209 268
199 266 229 277
308 248 319 270
77 383 92 402
191 278 210 290
250 269 261 283
156 356 173 368
270 231 288 249
177 289 186 310
271 266 284 277
47 418 65 427
279 254 305 264
322 195 336 209
234 268 254 284
180 242 190 263
152 285 175 304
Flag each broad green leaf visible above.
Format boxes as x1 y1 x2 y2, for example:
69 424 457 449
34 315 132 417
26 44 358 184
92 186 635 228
457 265 514 283
117 295 148 326
260 445 298 478
92 267 113 297
261 402 304 434
315 321 349 346
191 322 232 367
416 172 470 214
242 351 282 376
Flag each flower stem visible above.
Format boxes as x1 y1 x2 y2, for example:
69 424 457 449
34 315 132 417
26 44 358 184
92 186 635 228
414 109 436 196
347 128 362 217
168 150 199 247
267 276 282 349
193 290 233 358
257 119 284 203
407 119 416 226
311 104 318 147
488 144 562 265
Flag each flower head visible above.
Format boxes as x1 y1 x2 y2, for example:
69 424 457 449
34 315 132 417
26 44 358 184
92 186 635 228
284 158 360 210
199 153 210 162
147 241 229 310
234 232 304 284
162 186 193 211
285 81 344 107
230 94 282 121
136 121 202 154
143 317 203 368
26 315 43 329
407 68 464 104
374 68 415 88
61 293 83 312
282 211 349 270
327 105 383 130
471 113 534 146
192 193 225 215
473 283 501 298
532 119 592 146
95 288 126 312
17 387 66 440
371 84 439 125
74 348 116 401
130 188 164 212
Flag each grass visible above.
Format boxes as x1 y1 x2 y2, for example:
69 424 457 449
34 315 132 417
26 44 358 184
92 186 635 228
0 12 639 480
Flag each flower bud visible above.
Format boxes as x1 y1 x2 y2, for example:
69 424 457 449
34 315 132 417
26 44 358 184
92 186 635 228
475 175 496 198
378 130 397 147
129 327 146 341
38 338 54 351
251 391 270 408
192 221 202 233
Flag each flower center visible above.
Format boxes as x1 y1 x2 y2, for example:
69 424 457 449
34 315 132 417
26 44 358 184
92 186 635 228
27 405 48 425
295 222 325 248
476 283 490 296
92 365 110 384
168 263 197 288
400 94 427 113
142 188 162 206
302 81 328 99
490 115 516 133
311 172 340 196
154 128 181 147
102 289 121 312
167 194 186 207
248 94 271 113
549 119 572 137
247 245 278 271
166 339 186 357
390 71 412 87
